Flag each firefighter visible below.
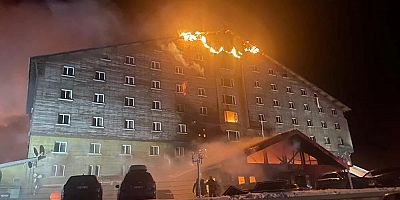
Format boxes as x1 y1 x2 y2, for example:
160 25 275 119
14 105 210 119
206 176 218 197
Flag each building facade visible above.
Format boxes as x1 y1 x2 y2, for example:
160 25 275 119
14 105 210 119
26 38 353 194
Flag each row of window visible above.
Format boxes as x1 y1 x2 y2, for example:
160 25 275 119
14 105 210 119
256 97 337 115
51 164 101 177
264 114 341 129
310 136 345 145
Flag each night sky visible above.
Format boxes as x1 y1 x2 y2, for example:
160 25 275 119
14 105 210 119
0 0 398 169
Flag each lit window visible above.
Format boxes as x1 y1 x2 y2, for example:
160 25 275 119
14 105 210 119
152 101 161 110
292 118 298 125
258 114 266 122
252 65 260 72
289 101 295 109
223 95 237 105
324 137 331 145
124 76 135 85
152 81 161 89
175 66 184 74
150 146 160 156
151 61 161 70
176 104 184 112
92 117 104 127
176 84 183 93
221 78 234 87
152 122 162 132
198 88 206 96
286 86 293 93
89 143 101 154
249 176 257 183
200 107 208 115
57 114 70 125
338 137 344 145
60 89 72 100
54 142 67 153
304 104 310 111
63 66 75 77
224 111 239 123
125 97 135 107
268 69 274 75
309 136 316 142
300 89 307 96
125 56 135 65
125 120 134 129
254 81 261 88
94 71 106 81
334 123 341 130
238 176 246 185
332 109 337 115
175 147 185 157
51 165 65 177
226 130 240 141
121 145 131 155
270 84 277 91
275 116 282 124
307 120 313 127
178 124 187 133
318 107 324 113
256 97 263 105
94 93 105 103
321 121 327 128
273 99 280 107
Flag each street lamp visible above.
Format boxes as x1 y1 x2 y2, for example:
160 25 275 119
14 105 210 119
192 149 205 198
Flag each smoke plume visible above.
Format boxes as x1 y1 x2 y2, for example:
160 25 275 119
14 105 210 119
161 42 205 75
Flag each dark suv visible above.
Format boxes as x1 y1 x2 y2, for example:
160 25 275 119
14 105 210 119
117 165 156 200
62 175 102 200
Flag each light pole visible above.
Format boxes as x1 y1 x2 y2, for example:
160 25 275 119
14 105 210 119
192 149 205 198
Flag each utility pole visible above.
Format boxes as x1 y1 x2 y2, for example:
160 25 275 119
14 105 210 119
192 149 205 198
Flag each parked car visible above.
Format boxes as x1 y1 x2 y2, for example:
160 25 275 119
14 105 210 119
62 175 102 200
382 192 400 200
316 171 368 189
117 165 156 200
363 167 400 187
251 180 301 193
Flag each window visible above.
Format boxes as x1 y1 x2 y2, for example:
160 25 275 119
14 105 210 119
60 89 72 100
152 122 162 132
178 124 187 133
270 84 277 91
275 116 282 124
249 176 257 183
254 81 261 88
92 117 104 127
273 99 280 107
318 107 324 113
321 121 327 128
286 86 293 93
198 88 206 96
125 120 134 130
338 137 344 145
95 165 100 176
238 176 246 185
151 61 161 70
292 118 298 125
332 109 337 115
150 146 160 156
125 56 135 65
200 107 208 115
304 104 310 111
224 111 239 123
175 147 185 157
152 81 161 89
334 123 341 130
125 76 135 85
223 95 237 105
63 66 74 76
268 68 274 75
226 130 240 141
152 101 161 110
176 84 183 93
176 104 184 112
258 114 266 122
94 71 106 81
282 71 288 78
309 136 316 142
221 78 234 87
88 165 93 175
54 142 67 153
324 137 331 145
51 165 65 177
256 97 263 105
175 66 184 74
57 114 70 125
94 93 104 103
101 53 111 61
121 145 131 155
89 143 101 154
125 97 135 107
289 101 295 109
300 89 307 96
307 120 313 127
252 65 260 72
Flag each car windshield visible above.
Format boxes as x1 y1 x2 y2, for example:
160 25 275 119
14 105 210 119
122 172 154 185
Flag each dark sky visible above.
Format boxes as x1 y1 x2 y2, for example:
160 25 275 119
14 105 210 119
0 0 398 169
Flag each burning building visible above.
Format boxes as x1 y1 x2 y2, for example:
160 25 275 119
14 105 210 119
25 31 353 197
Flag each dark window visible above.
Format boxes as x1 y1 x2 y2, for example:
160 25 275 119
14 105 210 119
223 95 237 105
301 89 307 96
307 120 313 127
286 86 293 93
95 71 106 81
63 66 74 76
275 116 282 123
151 61 161 70
332 109 337 115
270 84 277 91
273 100 280 106
177 104 185 112
291 118 298 125
289 101 295 109
125 56 135 65
221 78 234 87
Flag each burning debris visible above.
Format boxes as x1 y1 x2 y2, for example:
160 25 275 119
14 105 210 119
179 30 260 58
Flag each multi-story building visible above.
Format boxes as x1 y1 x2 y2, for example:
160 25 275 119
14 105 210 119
26 37 353 196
